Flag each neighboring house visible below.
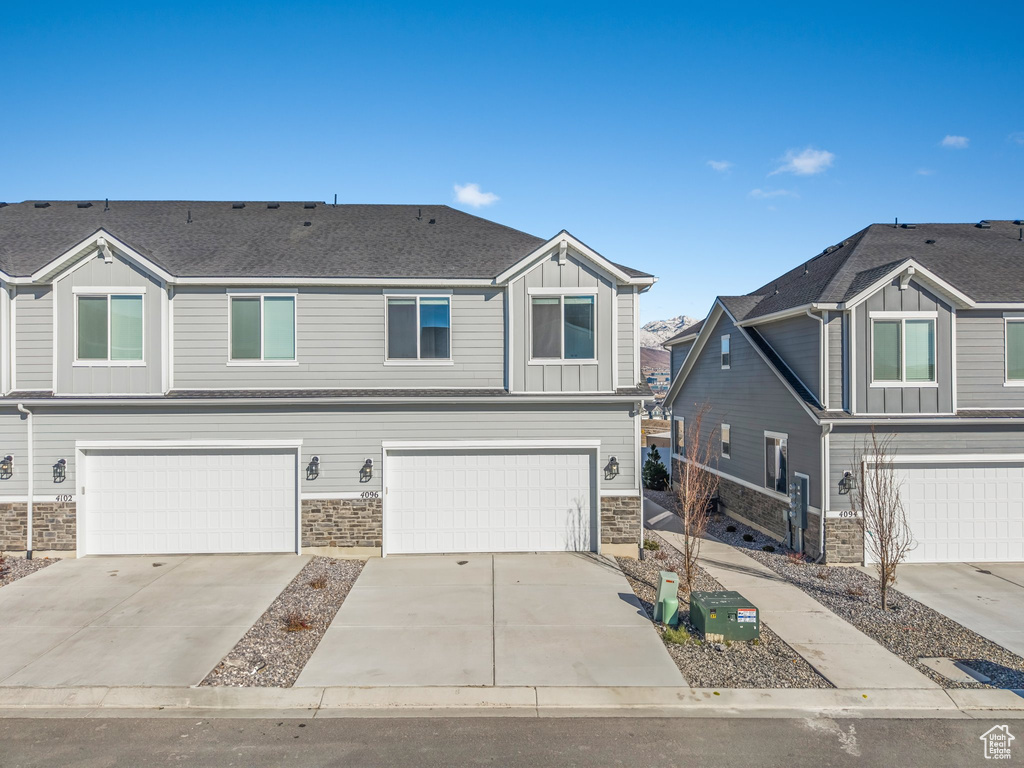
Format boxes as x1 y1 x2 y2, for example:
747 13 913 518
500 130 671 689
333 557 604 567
0 201 655 558
663 220 1024 564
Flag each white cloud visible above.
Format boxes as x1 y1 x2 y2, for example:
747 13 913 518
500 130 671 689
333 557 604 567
941 135 969 149
916 168 936 176
707 160 734 172
749 188 798 199
453 182 499 208
1010 132 1024 146
770 147 835 176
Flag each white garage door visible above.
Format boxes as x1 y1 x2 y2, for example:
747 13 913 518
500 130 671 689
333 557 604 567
385 449 596 554
897 462 1024 563
83 449 297 555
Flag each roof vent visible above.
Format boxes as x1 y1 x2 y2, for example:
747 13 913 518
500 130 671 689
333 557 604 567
303 202 316 209
1014 220 1024 226
925 239 936 245
34 202 49 208
232 202 245 209
267 202 280 209
429 218 436 225
900 223 916 229
303 221 312 227
977 220 992 229
77 202 93 209
803 263 809 276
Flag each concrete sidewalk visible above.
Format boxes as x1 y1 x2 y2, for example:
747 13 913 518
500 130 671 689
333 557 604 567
645 499 938 690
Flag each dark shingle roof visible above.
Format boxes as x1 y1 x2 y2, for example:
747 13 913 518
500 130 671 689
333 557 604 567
0 201 650 280
662 318 706 347
736 221 1024 321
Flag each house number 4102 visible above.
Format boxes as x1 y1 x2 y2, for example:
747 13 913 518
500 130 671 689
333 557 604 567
55 494 73 503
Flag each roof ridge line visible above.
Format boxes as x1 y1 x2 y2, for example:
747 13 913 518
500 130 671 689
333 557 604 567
815 225 872 304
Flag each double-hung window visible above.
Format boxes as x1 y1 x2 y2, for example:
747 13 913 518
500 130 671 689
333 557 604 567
721 424 731 459
75 291 144 364
1006 317 1024 384
530 293 596 361
386 295 451 361
672 416 685 458
721 334 731 369
870 313 936 385
764 431 788 494
230 294 296 362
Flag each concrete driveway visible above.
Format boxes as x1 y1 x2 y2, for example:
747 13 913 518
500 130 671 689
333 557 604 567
0 554 308 687
891 562 1024 657
296 553 684 687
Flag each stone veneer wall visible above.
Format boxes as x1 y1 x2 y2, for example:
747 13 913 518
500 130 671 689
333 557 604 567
600 495 641 545
301 498 383 549
0 502 77 551
824 517 864 564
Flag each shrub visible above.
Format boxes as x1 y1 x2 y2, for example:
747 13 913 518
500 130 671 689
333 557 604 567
653 550 668 561
309 576 328 590
787 552 805 565
726 525 737 533
846 585 865 597
284 612 313 632
762 545 775 553
815 568 830 581
742 534 754 542
643 538 660 551
662 626 690 645
642 446 670 491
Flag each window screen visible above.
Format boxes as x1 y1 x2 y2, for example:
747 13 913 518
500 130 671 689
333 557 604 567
1009 321 1024 381
77 296 109 360
531 297 561 358
387 298 418 359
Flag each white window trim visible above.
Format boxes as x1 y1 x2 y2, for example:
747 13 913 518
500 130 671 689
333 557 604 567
721 334 731 369
73 290 146 367
671 416 685 460
383 294 454 365
764 430 788 494
720 423 731 459
868 313 938 387
227 293 298 365
528 291 599 364
1004 314 1024 387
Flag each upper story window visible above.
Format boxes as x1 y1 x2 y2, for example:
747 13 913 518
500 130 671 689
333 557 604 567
1006 317 1024 384
530 293 596 362
75 291 143 364
386 295 451 361
721 334 731 369
764 431 788 494
870 312 936 386
721 423 731 459
229 294 296 363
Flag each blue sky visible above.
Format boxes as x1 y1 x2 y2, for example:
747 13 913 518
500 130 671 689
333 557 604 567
2 2 1021 323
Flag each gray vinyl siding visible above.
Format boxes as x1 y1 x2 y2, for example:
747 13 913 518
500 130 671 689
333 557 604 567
53 254 164 395
3 402 637 497
1 284 9 393
172 287 505 389
670 311 822 508
956 311 1024 409
853 280 954 414
12 287 52 391
826 311 846 410
617 286 636 386
756 314 821 402
670 341 693 379
828 424 1024 513
0 411 28 495
509 248 616 393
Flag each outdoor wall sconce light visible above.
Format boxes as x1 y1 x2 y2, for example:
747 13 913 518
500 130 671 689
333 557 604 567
838 470 857 495
605 456 620 480
53 459 67 483
360 459 374 483
0 455 12 480
306 456 320 481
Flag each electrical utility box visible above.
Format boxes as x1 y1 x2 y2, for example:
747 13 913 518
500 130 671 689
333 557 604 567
653 571 680 627
689 591 760 642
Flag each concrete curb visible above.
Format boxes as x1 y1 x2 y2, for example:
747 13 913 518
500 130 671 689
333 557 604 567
0 686 1021 718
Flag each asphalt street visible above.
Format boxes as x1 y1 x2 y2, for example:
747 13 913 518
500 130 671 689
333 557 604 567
0 716 1017 767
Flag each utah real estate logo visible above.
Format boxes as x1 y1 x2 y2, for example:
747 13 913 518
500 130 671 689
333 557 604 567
979 725 1014 760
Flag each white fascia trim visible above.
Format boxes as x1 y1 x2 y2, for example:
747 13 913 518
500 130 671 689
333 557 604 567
71 285 148 295
175 277 496 287
868 310 938 319
2 394 642 407
880 453 1024 463
841 260 974 310
735 304 815 327
957 406 1024 411
381 439 601 450
76 439 303 450
823 416 1024 425
494 231 652 286
31 230 173 285
662 334 698 347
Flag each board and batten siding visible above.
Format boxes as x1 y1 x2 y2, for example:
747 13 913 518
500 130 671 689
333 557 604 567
53 253 164 395
670 311 822 508
172 287 505 390
4 402 637 498
956 310 1024 409
853 280 954 414
756 314 821 403
826 311 845 410
616 286 636 386
827 424 1024 513
0 411 28 494
12 287 52 391
509 249 616 393
670 341 693 379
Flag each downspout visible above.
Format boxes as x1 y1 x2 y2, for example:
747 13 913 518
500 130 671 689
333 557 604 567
16 403 32 560
805 310 825 409
637 400 645 560
816 422 833 563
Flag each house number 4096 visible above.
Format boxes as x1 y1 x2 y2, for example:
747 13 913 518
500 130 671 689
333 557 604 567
55 494 73 503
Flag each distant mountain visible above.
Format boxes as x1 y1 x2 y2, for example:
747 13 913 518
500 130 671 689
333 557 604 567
640 347 669 371
639 315 698 348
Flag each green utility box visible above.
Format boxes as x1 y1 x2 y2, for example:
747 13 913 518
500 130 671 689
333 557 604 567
689 591 760 642
653 571 680 627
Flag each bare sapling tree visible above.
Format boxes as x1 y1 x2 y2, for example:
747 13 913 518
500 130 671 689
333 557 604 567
673 402 720 593
854 428 916 611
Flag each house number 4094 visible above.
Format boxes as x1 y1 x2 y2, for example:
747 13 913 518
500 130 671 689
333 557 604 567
55 494 73 503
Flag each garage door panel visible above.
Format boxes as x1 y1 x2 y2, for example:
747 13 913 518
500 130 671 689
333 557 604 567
84 449 297 555
386 449 596 555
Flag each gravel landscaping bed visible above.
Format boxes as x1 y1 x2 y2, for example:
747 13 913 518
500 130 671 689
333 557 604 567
700 510 1024 690
0 554 56 588
201 556 364 688
616 531 831 689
